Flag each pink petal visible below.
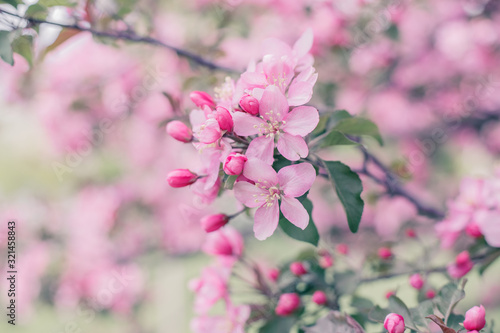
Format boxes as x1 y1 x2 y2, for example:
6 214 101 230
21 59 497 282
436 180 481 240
287 81 314 106
254 200 280 240
282 106 319 136
243 158 278 185
233 112 266 136
246 136 275 165
476 210 500 247
277 133 309 161
234 181 267 208
259 85 289 122
280 196 309 230
197 118 221 144
262 38 292 58
293 28 313 59
278 163 316 197
241 71 268 87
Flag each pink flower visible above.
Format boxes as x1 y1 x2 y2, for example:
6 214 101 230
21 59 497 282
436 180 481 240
290 262 307 276
267 268 280 282
191 304 250 333
386 291 395 299
189 264 231 314
384 313 405 333
409 273 424 290
406 229 416 238
463 305 486 331
166 120 193 143
378 247 393 260
239 94 259 115
465 222 482 238
190 91 215 108
223 153 248 176
447 251 474 279
201 214 230 233
275 293 300 316
233 86 319 164
336 243 349 255
214 106 234 132
202 226 244 258
167 169 198 188
311 291 327 305
233 159 316 240
426 290 436 299
318 254 333 268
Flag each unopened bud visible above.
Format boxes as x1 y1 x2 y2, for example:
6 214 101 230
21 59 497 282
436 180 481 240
311 291 327 305
214 106 233 132
239 94 259 116
201 214 229 233
384 313 405 333
463 305 486 331
275 293 300 316
167 169 198 188
223 153 248 175
166 120 193 143
290 262 307 276
190 91 215 108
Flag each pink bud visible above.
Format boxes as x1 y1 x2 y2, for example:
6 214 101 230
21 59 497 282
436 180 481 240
202 227 244 257
312 291 327 305
268 268 280 282
239 94 259 116
166 120 193 143
290 262 307 276
384 313 405 333
406 229 416 238
426 289 436 299
409 273 424 290
201 214 229 233
385 291 395 299
214 106 233 132
275 293 300 316
378 247 393 260
167 169 198 188
463 305 486 331
190 91 215 108
223 153 248 175
336 243 349 255
319 254 334 268
465 223 482 238
447 251 473 279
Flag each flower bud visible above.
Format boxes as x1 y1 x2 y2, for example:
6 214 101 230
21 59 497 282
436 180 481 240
213 106 233 132
336 243 349 255
385 291 395 299
167 169 198 188
409 273 424 290
406 229 416 238
447 250 473 279
268 268 280 282
463 305 486 331
384 313 405 333
466 223 482 238
426 289 436 299
378 247 393 260
202 227 243 257
166 120 193 143
275 293 300 316
190 91 215 108
319 254 333 268
223 153 248 175
201 214 229 233
312 291 327 305
290 262 307 276
239 94 259 116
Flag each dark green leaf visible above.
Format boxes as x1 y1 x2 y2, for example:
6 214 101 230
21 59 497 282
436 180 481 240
368 305 389 323
259 316 295 333
279 198 319 246
435 283 466 324
410 300 434 329
321 160 364 233
446 313 465 332
12 35 33 66
0 0 19 7
317 130 358 148
388 295 418 330
311 110 352 138
333 117 383 145
0 31 13 65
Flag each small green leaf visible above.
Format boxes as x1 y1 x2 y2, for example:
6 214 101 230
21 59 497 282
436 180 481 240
259 316 295 333
368 305 389 323
0 0 19 7
224 175 237 190
12 35 33 67
25 3 49 19
0 31 14 65
333 117 383 145
351 296 374 312
435 283 466 324
311 110 352 138
388 295 418 330
321 160 364 233
279 197 319 246
317 130 359 148
410 300 434 329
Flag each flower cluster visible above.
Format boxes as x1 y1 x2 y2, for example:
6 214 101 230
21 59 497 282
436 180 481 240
166 30 319 240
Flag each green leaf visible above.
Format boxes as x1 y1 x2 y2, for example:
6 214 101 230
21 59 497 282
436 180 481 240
321 160 364 233
435 282 466 325
333 117 383 145
25 3 49 19
351 296 374 312
333 271 360 295
224 175 237 190
0 31 14 65
446 313 465 332
368 305 389 323
317 130 358 148
311 110 352 138
388 295 418 330
259 316 295 333
38 0 76 6
305 312 365 333
0 0 19 7
279 197 319 246
410 300 434 329
12 35 33 67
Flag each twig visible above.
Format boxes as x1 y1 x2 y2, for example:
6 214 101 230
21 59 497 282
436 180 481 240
0 8 238 73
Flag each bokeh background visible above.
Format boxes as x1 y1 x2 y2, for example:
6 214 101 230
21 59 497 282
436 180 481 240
1 0 500 332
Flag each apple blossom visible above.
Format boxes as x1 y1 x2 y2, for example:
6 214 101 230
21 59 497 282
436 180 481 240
167 169 198 188
202 226 244 258
290 262 307 276
223 153 248 176
190 91 215 108
384 313 405 333
201 214 230 232
409 273 424 290
311 291 327 305
166 120 193 143
463 305 486 331
239 94 259 115
447 251 474 279
275 293 300 316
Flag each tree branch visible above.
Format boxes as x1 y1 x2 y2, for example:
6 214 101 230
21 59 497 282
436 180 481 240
0 8 238 73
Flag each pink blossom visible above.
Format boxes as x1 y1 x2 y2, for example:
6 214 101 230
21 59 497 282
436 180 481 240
201 214 230 233
167 169 198 188
409 273 424 290
275 293 301 316
166 120 193 143
378 247 393 260
319 254 333 268
386 291 395 299
239 94 259 115
191 304 250 333
267 268 280 282
190 263 231 314
463 305 486 331
311 291 327 305
224 153 248 176
384 313 405 333
290 262 307 276
233 159 316 240
447 251 474 279
426 290 436 299
202 226 244 258
190 91 215 108
233 86 319 163
336 243 349 255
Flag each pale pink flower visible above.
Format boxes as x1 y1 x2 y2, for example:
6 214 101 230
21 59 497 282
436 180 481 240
190 263 231 314
234 159 316 240
202 226 244 258
191 304 250 333
233 86 319 164
447 251 474 279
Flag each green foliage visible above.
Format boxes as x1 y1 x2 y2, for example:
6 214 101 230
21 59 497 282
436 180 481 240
305 312 365 333
321 160 364 233
12 35 33 66
388 295 418 330
259 316 296 333
223 175 237 190
0 31 13 65
316 130 358 148
25 3 49 19
332 117 383 145
434 282 466 324
279 197 319 246
0 0 19 7
333 271 359 296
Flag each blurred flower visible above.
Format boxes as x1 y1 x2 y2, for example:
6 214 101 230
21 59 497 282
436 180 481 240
275 293 300 316
384 313 405 333
463 305 486 331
